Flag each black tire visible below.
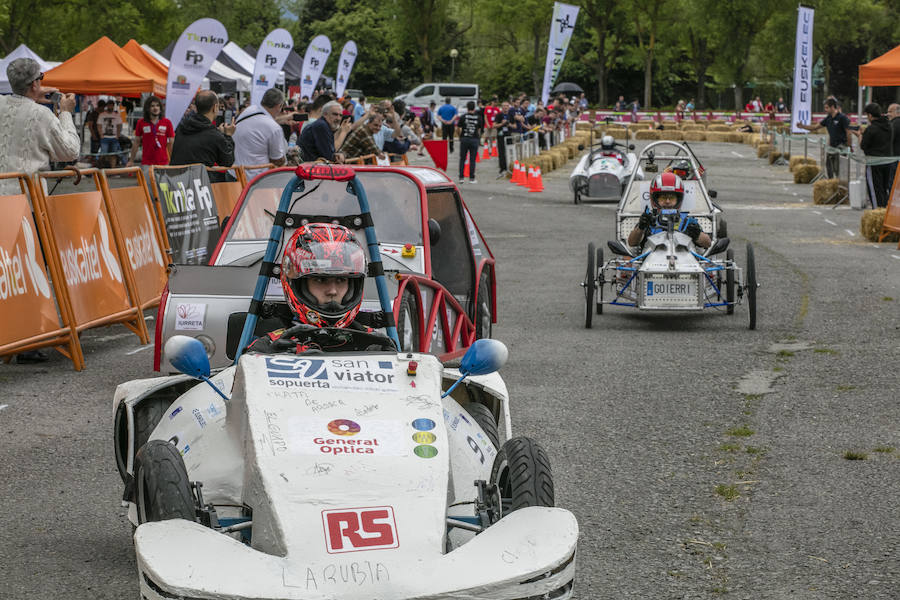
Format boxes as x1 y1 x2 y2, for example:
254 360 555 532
396 290 420 352
134 396 172 455
134 440 196 524
474 271 492 339
490 437 554 514
574 191 581 204
746 242 757 330
464 401 499 449
717 218 728 239
726 248 735 315
595 246 604 314
584 243 596 328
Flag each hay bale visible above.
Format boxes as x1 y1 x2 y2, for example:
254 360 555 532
768 151 782 164
632 121 654 130
681 131 706 142
658 130 684 141
575 121 592 132
635 129 660 140
681 123 706 132
708 124 732 132
726 133 744 143
861 208 900 242
793 165 819 183
757 144 774 158
813 178 840 205
704 132 731 143
551 149 568 168
789 156 818 171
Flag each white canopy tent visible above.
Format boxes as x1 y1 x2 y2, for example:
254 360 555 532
142 43 252 92
0 44 61 93
220 41 285 85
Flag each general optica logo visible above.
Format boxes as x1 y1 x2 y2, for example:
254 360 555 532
328 419 360 436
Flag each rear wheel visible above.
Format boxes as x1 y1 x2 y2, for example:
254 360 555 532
595 247 604 314
746 242 757 330
134 440 196 524
584 243 596 328
464 401 499 449
726 248 735 315
574 191 581 204
474 272 492 339
396 290 420 352
490 437 554 515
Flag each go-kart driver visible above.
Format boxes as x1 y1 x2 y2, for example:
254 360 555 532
627 172 711 249
247 222 394 354
668 159 693 180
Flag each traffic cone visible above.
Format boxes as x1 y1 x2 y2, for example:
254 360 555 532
529 166 544 192
491 140 498 157
482 142 490 160
510 160 522 184
476 148 481 163
525 165 535 189
517 163 529 187
464 161 470 178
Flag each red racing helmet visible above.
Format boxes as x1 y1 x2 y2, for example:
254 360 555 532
649 172 685 210
280 223 367 328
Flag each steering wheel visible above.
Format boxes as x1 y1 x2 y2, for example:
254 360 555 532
271 324 398 354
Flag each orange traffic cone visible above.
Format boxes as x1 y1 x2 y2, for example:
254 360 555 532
475 148 481 163
491 140 498 157
482 142 490 160
510 160 522 184
529 166 544 192
525 165 535 188
464 161 470 178
517 163 530 187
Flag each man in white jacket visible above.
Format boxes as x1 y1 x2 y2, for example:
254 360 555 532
0 58 80 195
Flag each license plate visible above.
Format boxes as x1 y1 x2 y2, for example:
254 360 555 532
643 275 698 306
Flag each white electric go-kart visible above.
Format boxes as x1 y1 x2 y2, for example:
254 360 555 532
569 128 643 203
112 164 578 600
581 141 757 329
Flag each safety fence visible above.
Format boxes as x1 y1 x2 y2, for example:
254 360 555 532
502 120 577 173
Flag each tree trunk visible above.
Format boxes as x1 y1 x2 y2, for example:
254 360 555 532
596 62 608 107
643 53 653 110
733 86 743 111
696 70 707 110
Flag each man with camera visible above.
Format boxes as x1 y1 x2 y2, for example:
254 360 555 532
0 58 80 196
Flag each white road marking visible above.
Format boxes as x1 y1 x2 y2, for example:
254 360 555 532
126 345 152 355
844 229 856 237
812 210 822 215
731 151 744 158
824 219 837 226
792 192 799 196
0 404 7 412
892 255 900 260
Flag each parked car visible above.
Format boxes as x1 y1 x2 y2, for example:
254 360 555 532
395 83 480 111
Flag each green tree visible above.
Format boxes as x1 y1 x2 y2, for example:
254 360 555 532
578 0 629 107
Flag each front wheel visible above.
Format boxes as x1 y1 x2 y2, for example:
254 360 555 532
491 437 554 516
746 242 757 330
134 440 196 524
396 290 420 352
584 243 596 328
475 271 492 339
595 246 604 314
465 401 499 449
726 248 735 315
574 191 581 204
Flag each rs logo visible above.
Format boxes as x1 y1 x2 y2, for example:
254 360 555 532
322 506 398 553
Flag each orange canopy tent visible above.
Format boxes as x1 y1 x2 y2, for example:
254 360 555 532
43 36 165 96
121 39 168 82
859 44 900 86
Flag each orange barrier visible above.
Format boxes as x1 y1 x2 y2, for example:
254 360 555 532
34 169 149 348
99 168 167 311
0 173 84 368
880 167 900 248
207 167 245 226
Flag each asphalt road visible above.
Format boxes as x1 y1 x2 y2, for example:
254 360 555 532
1 140 898 599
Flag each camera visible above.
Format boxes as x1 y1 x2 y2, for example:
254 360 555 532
292 113 309 122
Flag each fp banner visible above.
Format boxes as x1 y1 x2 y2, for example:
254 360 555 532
300 35 332 100
153 165 221 265
335 40 358 98
166 18 228 130
541 2 579 106
790 6 815 134
251 28 294 107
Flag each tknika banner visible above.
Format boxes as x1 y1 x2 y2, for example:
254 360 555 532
790 6 815 134
540 2 579 106
153 165 221 265
335 41 358 99
166 18 228 129
251 28 294 107
300 35 332 100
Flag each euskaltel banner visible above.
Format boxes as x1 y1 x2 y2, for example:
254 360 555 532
0 194 60 345
166 18 228 129
540 2 580 106
335 40 358 98
790 6 815 134
251 28 294 107
154 165 221 265
299 34 332 100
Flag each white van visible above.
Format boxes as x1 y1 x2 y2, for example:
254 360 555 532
396 83 480 110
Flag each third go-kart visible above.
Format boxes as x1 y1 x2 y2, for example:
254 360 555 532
114 164 578 600
581 141 757 329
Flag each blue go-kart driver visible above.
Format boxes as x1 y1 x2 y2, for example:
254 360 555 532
247 222 395 354
627 172 711 249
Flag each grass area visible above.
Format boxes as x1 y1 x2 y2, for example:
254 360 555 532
814 348 838 355
745 446 766 455
719 443 741 452
835 385 856 392
843 450 868 460
883 297 894 301
726 425 755 437
715 484 740 500
777 350 794 358
873 446 895 453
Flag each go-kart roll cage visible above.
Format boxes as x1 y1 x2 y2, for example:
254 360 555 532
618 141 716 217
234 164 401 363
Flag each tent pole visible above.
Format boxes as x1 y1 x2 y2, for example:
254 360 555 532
858 86 863 123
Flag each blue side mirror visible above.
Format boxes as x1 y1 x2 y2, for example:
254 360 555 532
460 339 509 376
165 335 211 379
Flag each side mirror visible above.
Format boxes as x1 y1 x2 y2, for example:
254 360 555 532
607 239 633 257
705 237 730 255
165 335 211 379
628 144 636 150
428 218 441 246
442 339 509 398
708 190 718 199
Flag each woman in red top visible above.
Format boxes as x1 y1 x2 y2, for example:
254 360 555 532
128 95 174 166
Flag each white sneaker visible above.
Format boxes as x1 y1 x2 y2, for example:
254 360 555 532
469 179 477 184
458 179 466 184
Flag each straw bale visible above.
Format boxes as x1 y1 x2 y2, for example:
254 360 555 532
741 133 756 145
658 130 684 141
631 121 654 130
768 151 783 164
704 132 732 143
726 133 744 143
793 165 819 183
756 144 774 158
708 124 732 132
860 208 900 242
635 129 660 140
706 119 725 125
680 123 706 132
681 131 707 142
550 150 567 169
812 178 840 205
575 121 593 131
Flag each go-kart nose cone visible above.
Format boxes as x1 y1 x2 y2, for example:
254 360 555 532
165 335 212 379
